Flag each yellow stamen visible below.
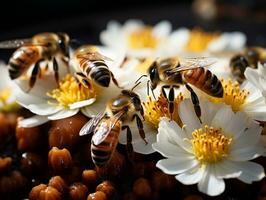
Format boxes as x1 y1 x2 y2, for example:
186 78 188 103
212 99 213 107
191 125 232 164
209 79 249 112
47 74 96 108
143 93 184 128
186 28 220 52
128 27 159 49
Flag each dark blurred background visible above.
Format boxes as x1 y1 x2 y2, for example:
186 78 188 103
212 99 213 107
0 0 266 61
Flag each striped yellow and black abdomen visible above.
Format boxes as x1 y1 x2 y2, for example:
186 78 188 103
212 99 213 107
183 67 223 97
91 119 121 167
8 46 41 80
79 58 111 87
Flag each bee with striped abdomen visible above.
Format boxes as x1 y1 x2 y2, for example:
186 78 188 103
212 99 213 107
72 45 121 89
230 47 266 83
0 32 70 91
79 87 146 168
143 57 223 122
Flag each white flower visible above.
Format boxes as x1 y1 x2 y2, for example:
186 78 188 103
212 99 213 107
16 47 123 127
207 32 246 52
100 20 174 58
208 79 266 121
169 28 246 54
0 62 20 112
245 62 266 98
153 99 265 196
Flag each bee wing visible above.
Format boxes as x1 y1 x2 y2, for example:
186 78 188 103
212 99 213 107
77 52 113 62
0 38 46 49
92 121 112 145
92 111 124 145
79 112 106 136
167 57 217 73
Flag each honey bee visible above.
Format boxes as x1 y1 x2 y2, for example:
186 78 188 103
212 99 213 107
230 47 266 83
72 45 120 89
79 87 146 167
0 32 70 90
139 57 223 122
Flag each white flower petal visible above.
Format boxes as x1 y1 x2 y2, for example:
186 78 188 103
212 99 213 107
28 103 62 116
232 123 262 151
152 21 171 38
175 166 204 185
215 160 242 179
229 145 265 161
179 99 201 137
48 109 78 120
156 157 199 175
18 115 49 128
159 118 193 153
198 165 225 196
153 126 188 157
132 131 157 154
244 68 261 90
15 87 45 108
236 161 265 184
200 100 222 125
212 106 247 138
69 98 96 110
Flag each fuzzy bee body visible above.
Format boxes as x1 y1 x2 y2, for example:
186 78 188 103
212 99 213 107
0 32 70 90
183 67 223 97
91 118 121 167
230 47 266 83
9 46 41 79
147 57 223 121
73 45 120 88
79 89 146 168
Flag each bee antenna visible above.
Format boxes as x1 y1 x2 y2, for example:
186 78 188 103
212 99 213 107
135 74 147 84
131 81 142 91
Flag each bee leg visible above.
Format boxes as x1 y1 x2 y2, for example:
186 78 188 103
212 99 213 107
27 60 42 92
74 72 92 90
133 114 148 145
110 72 122 89
53 57 59 86
122 125 134 162
168 86 175 121
185 84 202 123
161 85 170 99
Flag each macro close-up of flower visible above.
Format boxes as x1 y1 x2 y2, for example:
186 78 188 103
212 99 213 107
153 100 265 196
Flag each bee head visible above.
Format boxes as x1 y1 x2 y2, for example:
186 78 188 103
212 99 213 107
121 90 143 112
57 32 70 57
148 61 159 90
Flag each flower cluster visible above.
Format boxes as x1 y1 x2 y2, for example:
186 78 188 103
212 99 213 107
0 20 265 197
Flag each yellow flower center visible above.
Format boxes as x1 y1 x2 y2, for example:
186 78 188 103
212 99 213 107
186 28 220 52
47 74 96 108
209 79 249 112
191 125 232 164
128 27 159 49
143 93 184 128
0 88 11 105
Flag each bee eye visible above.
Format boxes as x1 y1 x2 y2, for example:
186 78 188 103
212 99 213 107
150 68 156 80
59 40 66 51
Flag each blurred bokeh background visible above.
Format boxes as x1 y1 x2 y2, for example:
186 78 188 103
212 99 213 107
0 0 266 61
